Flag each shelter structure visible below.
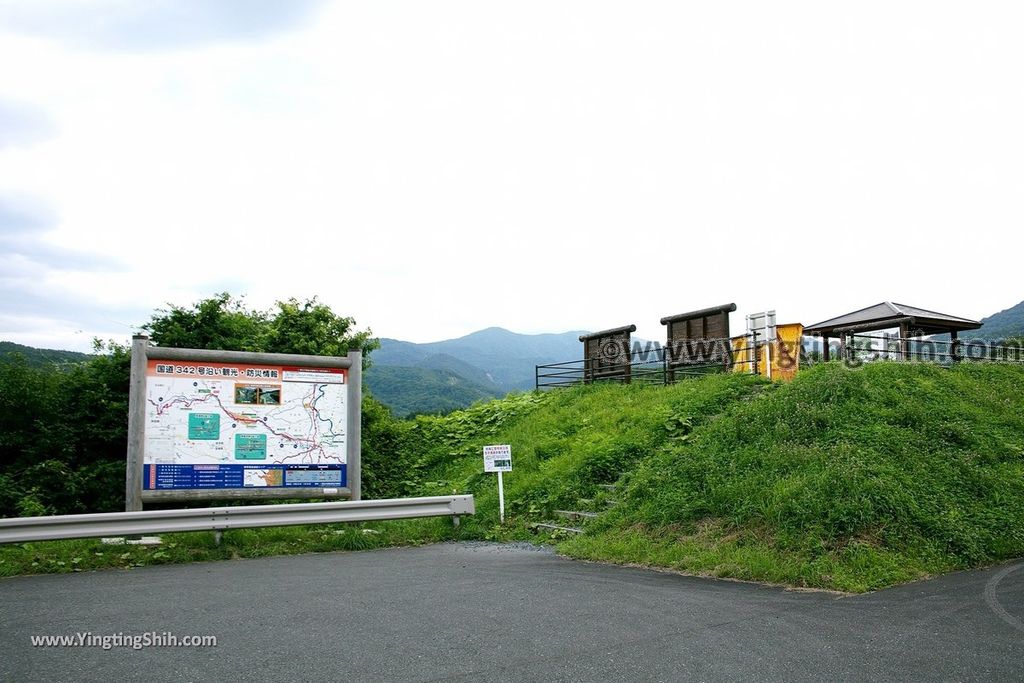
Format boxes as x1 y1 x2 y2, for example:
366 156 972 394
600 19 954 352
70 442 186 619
804 302 982 361
580 324 636 384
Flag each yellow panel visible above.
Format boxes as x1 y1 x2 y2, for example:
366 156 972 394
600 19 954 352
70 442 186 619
771 323 803 382
730 336 751 374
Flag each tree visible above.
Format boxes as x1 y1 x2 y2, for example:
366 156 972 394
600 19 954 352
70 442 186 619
143 293 379 359
143 293 265 351
0 341 129 516
263 298 378 359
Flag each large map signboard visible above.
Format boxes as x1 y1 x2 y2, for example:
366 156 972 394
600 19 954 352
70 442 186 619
126 338 361 508
143 360 347 492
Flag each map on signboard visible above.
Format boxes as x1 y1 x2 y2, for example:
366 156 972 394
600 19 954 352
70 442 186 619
142 360 348 490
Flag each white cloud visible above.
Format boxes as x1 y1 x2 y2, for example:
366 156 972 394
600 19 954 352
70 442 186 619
0 1 1022 351
0 0 327 51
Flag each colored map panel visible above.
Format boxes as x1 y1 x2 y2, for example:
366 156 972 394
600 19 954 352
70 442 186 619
188 413 221 440
143 359 348 491
235 433 267 460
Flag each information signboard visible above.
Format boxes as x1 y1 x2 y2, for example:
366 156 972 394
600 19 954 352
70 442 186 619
126 337 361 509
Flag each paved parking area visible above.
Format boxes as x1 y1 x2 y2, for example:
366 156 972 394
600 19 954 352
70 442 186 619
2 542 1022 682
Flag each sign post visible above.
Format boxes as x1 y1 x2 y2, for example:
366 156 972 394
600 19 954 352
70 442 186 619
483 444 512 524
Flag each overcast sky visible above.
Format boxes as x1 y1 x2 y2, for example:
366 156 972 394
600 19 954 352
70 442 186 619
1 1 1022 351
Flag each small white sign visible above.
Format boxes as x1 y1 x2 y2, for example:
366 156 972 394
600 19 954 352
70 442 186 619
483 444 512 472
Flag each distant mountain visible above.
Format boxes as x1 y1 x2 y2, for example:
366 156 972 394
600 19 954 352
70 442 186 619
372 327 587 393
962 300 1024 341
0 341 91 367
364 366 501 417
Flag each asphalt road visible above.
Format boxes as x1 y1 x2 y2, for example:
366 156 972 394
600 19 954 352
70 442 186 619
1 542 1022 682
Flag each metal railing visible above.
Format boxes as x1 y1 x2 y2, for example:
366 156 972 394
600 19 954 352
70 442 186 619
836 335 1024 366
536 336 762 389
0 495 476 544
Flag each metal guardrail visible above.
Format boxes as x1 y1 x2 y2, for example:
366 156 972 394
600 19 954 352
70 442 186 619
0 495 476 544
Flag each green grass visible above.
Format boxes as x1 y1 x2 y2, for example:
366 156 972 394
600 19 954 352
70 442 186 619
6 361 1024 593
0 518 464 577
410 374 767 532
410 362 1024 592
559 363 1024 591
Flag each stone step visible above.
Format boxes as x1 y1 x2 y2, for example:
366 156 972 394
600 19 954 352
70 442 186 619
597 483 618 492
531 522 584 535
554 510 599 522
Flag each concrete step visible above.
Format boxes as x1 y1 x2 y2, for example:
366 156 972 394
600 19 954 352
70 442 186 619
554 510 599 522
531 522 584 535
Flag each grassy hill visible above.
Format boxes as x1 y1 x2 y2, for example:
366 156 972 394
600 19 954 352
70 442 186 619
364 365 500 417
403 362 1024 592
0 341 91 367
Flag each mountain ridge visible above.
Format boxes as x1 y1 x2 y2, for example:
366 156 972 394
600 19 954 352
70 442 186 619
963 299 1024 341
372 327 588 393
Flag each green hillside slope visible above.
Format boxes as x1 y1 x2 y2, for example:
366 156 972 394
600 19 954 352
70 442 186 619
406 362 1024 592
963 298 1024 341
0 341 91 367
365 365 500 416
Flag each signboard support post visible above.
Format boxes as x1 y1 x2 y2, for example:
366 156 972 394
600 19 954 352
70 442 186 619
125 335 149 512
498 470 505 524
346 350 362 501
